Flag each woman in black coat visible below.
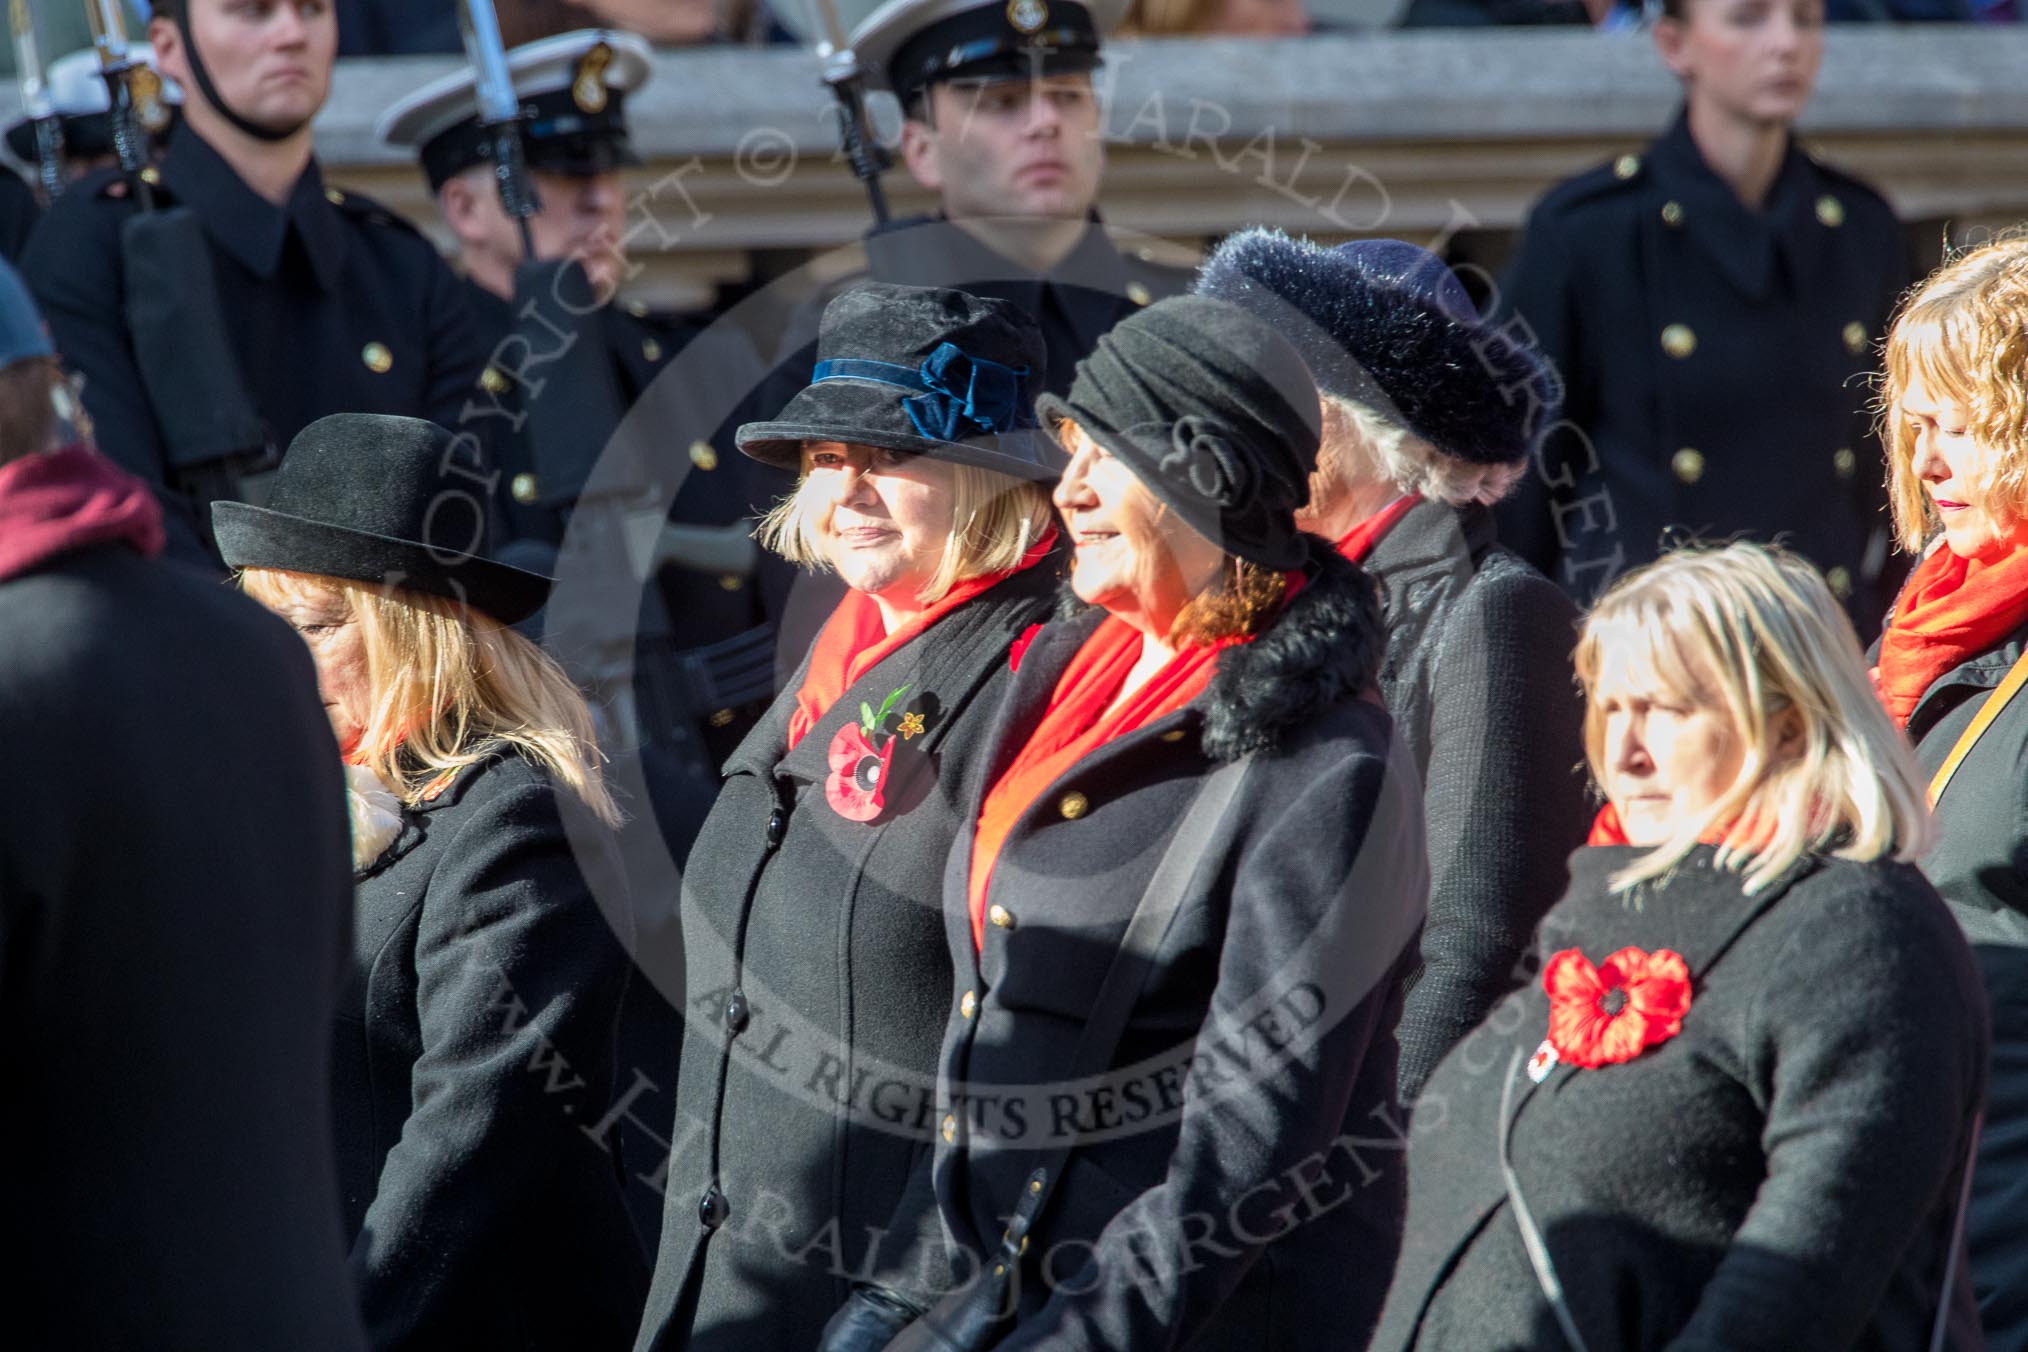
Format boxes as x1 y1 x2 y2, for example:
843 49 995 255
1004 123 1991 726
1197 228 1591 1101
216 414 645 1350
1372 542 1988 1352
1494 0 1909 630
1873 236 2028 1350
632 284 1066 1352
831 295 1431 1352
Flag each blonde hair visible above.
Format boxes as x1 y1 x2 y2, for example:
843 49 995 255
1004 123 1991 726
1574 543 1932 896
1880 233 2028 553
239 569 621 827
1317 394 1526 510
754 447 1055 605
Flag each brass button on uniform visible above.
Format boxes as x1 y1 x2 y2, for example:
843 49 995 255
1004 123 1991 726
1671 448 1706 484
642 338 664 362
710 708 737 728
988 904 1015 931
1842 321 1868 356
1833 447 1858 480
139 166 161 186
324 187 346 206
1613 154 1641 180
480 365 511 396
1160 728 1187 743
1660 324 1697 360
1660 200 1684 228
511 472 540 504
1827 565 1853 599
689 439 719 471
1816 195 1846 228
626 299 650 319
362 342 394 374
940 1114 958 1144
960 989 978 1019
1126 281 1152 307
719 573 745 592
1058 791 1089 820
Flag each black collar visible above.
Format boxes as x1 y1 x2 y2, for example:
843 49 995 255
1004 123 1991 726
863 211 1131 306
1646 109 1819 303
160 124 347 293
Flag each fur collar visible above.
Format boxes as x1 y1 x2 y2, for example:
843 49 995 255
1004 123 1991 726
1053 537 1385 762
346 763 406 873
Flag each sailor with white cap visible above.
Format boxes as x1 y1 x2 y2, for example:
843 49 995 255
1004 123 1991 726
761 0 1192 407
5 47 181 186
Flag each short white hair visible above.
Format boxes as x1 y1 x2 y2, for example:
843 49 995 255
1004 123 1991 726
1321 393 1526 509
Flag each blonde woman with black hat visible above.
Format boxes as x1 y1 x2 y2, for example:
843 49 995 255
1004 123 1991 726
634 283 1065 1352
827 294 1430 1352
215 413 646 1350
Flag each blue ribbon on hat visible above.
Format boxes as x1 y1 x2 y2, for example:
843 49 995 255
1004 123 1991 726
814 342 1034 443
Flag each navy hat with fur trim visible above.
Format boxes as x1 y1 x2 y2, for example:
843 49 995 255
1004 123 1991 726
739 282 1056 482
212 414 549 624
1195 229 1559 467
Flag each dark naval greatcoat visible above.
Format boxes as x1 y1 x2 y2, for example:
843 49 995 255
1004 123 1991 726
1494 112 1910 630
19 125 488 565
634 558 1060 1352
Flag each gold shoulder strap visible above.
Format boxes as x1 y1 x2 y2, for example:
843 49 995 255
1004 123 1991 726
1929 650 2028 806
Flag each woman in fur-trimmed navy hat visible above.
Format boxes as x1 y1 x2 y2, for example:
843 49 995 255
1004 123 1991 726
1198 229 1594 1102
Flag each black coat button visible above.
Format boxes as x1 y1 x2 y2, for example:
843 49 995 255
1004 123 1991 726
725 990 750 1034
699 1186 730 1230
765 807 786 848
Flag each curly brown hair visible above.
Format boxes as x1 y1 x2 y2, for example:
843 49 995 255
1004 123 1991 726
1878 232 2028 553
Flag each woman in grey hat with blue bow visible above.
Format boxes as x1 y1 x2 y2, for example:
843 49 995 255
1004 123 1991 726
634 283 1065 1352
827 294 1430 1352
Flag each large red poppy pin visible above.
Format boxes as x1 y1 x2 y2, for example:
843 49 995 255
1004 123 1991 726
825 684 920 823
1541 945 1692 1071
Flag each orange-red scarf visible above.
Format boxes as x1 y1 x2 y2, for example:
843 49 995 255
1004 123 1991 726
786 530 1057 751
966 614 1255 951
1586 802 1775 850
1875 533 2028 728
1333 493 1421 564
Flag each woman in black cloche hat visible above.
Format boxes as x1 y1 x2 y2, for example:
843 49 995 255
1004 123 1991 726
634 283 1066 1352
828 294 1431 1352
214 412 647 1350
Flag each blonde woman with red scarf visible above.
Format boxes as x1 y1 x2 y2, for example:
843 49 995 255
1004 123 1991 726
823 295 1430 1352
216 414 645 1350
634 284 1065 1352
1874 235 2028 1352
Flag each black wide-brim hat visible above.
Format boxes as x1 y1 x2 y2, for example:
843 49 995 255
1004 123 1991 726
213 414 550 624
738 282 1058 483
1196 228 1560 467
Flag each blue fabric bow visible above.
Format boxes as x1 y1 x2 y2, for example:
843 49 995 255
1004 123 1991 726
813 342 1034 443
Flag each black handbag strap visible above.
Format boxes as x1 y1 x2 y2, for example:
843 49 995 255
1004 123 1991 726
989 753 1256 1270
1498 1052 1984 1352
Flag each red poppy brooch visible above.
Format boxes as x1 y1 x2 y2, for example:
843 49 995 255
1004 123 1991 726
1529 946 1692 1081
826 684 927 822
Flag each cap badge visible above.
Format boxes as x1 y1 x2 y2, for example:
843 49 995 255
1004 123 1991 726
573 43 613 115
130 65 173 135
1007 0 1049 34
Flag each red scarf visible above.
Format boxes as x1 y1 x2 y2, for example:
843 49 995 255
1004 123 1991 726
1333 493 1421 564
786 529 1057 750
1586 802 1773 850
1874 534 2028 727
966 614 1256 951
0 445 163 583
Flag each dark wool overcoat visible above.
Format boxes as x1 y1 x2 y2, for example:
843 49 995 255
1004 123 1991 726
1494 111 1909 629
0 544 366 1350
19 123 487 566
635 559 1060 1352
1370 845 1989 1352
1903 618 2028 1351
1366 499 1591 1101
339 749 645 1350
915 545 1431 1352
